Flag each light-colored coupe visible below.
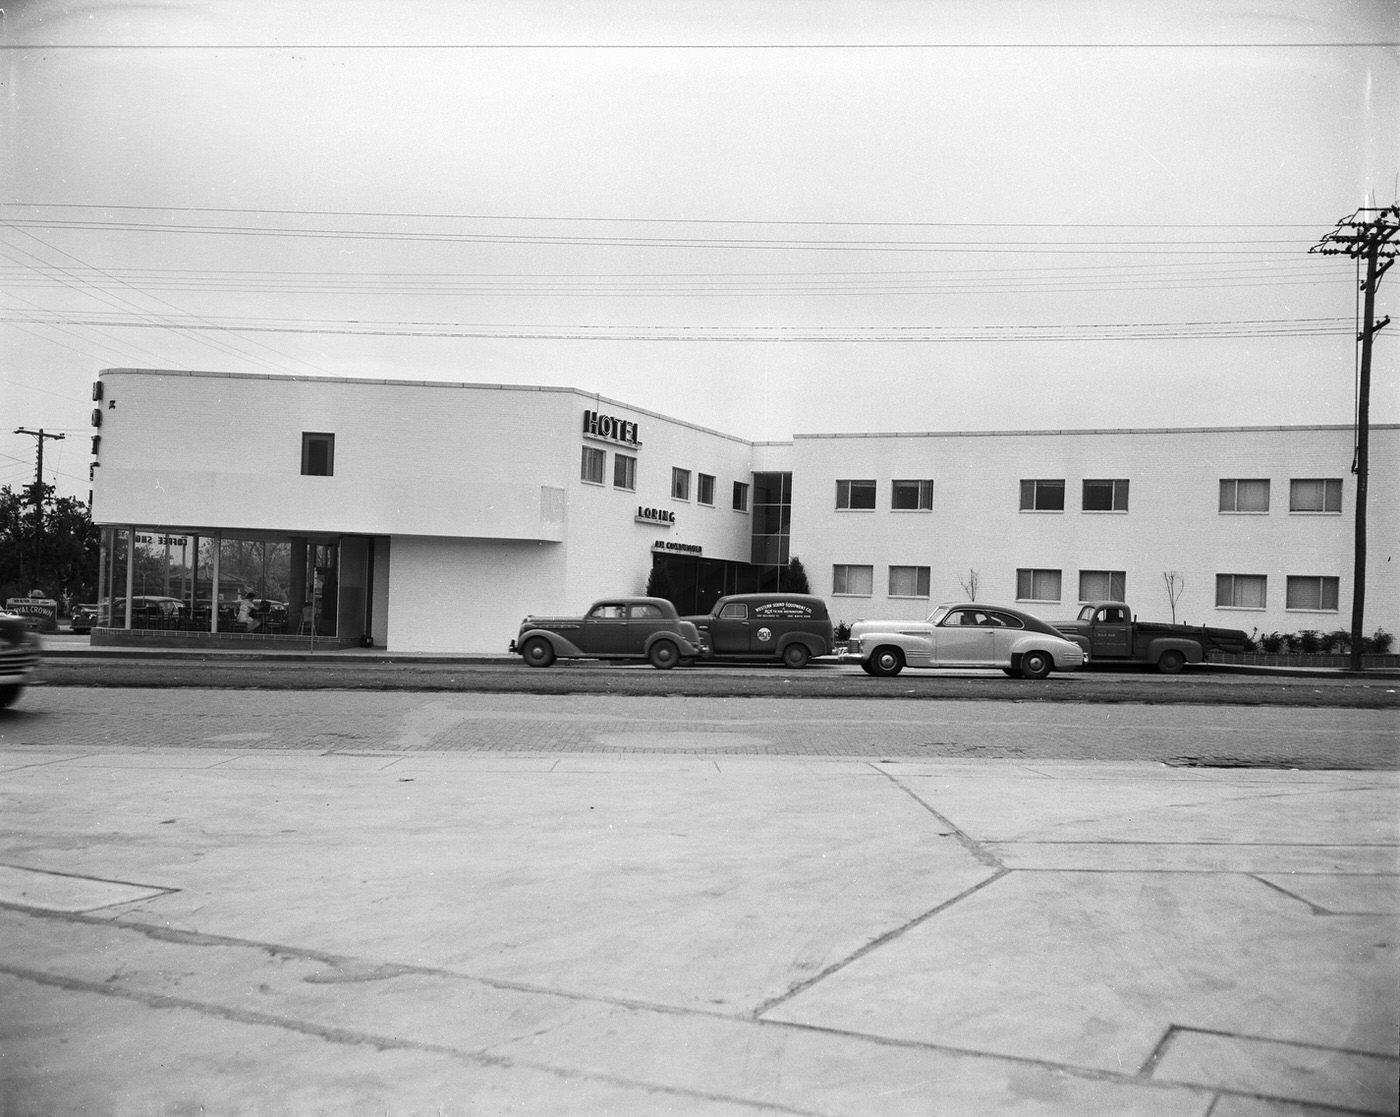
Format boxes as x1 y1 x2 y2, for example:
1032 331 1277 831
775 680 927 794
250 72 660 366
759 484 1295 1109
842 602 1086 679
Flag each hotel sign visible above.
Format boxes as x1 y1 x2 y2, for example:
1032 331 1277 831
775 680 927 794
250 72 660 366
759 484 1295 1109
582 409 641 447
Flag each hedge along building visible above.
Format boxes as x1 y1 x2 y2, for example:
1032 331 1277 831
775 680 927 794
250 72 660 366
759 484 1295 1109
87 368 1398 653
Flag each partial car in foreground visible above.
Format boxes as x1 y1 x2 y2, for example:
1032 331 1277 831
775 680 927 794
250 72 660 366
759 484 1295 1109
0 610 42 709
843 602 1086 679
510 597 708 669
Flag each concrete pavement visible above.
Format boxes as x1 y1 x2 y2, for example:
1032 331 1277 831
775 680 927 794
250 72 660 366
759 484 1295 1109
0 694 1396 1115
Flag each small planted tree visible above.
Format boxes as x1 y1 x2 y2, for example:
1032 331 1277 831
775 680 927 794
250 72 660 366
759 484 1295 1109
957 569 980 601
1162 571 1185 624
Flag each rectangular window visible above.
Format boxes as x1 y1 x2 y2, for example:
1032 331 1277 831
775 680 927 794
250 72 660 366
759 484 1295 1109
832 564 874 596
301 432 335 476
613 453 636 491
1289 478 1342 513
732 481 749 512
580 446 605 485
1286 575 1340 611
889 565 931 597
1220 479 1270 513
697 473 715 506
671 467 691 501
1082 479 1129 512
1016 568 1062 601
1216 573 1267 609
1020 479 1065 511
891 479 933 511
836 479 877 510
1079 570 1127 601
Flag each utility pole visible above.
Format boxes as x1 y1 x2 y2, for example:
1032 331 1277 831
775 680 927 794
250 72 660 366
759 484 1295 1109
1310 203 1399 671
12 426 66 588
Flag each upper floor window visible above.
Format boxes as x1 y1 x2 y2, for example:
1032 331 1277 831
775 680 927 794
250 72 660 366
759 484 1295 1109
832 564 874 596
671 467 691 501
891 479 933 511
1020 479 1064 512
1289 478 1342 513
1220 478 1269 513
836 479 877 510
697 473 715 506
1082 479 1129 512
889 565 931 597
580 446 605 485
1286 575 1339 611
732 481 750 512
301 432 335 476
1216 573 1267 609
1016 568 1062 601
613 453 636 491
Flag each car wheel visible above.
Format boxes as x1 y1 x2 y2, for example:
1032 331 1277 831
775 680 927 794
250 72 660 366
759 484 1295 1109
0 684 21 710
520 637 556 668
648 640 679 670
1157 649 1186 674
859 660 877 675
782 643 810 669
868 647 904 677
1020 651 1052 679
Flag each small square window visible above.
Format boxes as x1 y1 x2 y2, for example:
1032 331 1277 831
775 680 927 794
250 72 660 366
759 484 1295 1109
672 468 691 501
836 479 877 510
581 446 605 485
697 473 715 506
301 433 335 476
1020 479 1064 511
613 453 636 491
891 479 933 511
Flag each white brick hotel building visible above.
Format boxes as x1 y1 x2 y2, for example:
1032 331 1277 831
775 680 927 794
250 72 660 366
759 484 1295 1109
88 368 1398 653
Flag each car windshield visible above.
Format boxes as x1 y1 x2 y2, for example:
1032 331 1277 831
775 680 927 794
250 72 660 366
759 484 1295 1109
926 605 953 625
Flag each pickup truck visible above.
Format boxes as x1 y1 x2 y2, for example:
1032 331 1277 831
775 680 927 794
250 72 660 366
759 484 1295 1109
1055 601 1249 673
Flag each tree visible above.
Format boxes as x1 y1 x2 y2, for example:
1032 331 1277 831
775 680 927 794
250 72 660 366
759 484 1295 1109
1162 571 1185 624
784 555 811 594
958 569 980 601
0 484 101 610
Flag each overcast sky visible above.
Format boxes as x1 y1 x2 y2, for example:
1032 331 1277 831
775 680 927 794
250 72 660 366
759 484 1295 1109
2 0 1397 499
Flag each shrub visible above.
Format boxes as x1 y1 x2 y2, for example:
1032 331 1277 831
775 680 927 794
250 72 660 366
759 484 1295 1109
1363 628 1395 655
1327 629 1352 653
834 621 851 641
1297 629 1321 654
1259 631 1285 654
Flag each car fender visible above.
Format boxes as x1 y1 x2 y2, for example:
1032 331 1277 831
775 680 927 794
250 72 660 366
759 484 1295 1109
642 630 701 657
517 628 586 658
854 630 927 660
776 632 827 659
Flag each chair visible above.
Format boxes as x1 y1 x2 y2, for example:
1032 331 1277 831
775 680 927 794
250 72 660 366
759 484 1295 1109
297 605 317 635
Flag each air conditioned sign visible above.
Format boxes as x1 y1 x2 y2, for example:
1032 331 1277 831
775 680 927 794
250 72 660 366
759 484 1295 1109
652 540 702 555
582 409 641 447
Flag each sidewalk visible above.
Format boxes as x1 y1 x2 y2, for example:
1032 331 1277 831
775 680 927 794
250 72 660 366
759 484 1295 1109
1 738 1395 1115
